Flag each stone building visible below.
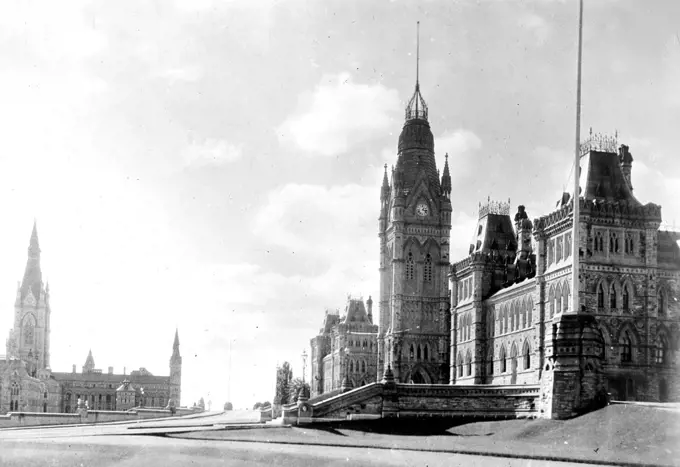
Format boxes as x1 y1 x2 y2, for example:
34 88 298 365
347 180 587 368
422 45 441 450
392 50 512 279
310 297 378 396
449 137 680 406
305 71 679 413
0 224 183 413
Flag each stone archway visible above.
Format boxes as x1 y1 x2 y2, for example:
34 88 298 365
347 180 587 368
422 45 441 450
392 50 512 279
408 367 432 384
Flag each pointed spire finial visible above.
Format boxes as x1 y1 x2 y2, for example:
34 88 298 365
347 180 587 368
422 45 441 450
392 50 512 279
416 21 420 88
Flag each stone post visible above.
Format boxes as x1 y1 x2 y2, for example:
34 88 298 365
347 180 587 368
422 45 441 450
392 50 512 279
381 366 399 418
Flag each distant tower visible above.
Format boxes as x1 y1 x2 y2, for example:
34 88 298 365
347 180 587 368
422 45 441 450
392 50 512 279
377 23 452 383
82 349 95 373
6 221 52 370
169 329 182 406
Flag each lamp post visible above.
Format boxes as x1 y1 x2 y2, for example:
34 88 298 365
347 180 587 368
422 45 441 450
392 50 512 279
301 349 308 384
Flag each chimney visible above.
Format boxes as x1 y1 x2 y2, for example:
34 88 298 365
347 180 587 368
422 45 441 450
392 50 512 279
366 296 373 323
619 144 634 190
108 366 113 375
72 364 76 373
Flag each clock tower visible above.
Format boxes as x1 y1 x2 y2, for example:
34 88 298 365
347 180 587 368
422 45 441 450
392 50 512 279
377 64 452 383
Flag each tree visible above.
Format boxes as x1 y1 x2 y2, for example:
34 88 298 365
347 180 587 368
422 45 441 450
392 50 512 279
274 362 293 405
289 378 311 402
224 402 233 411
253 402 262 410
198 397 205 410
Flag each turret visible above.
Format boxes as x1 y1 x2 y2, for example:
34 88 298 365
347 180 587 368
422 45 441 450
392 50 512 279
366 296 373 324
169 329 182 406
83 349 95 373
441 153 451 198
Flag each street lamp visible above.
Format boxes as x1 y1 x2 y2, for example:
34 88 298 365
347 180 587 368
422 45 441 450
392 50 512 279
301 349 308 384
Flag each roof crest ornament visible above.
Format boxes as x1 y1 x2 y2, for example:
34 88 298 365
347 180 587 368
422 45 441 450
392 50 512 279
405 21 428 122
580 128 618 155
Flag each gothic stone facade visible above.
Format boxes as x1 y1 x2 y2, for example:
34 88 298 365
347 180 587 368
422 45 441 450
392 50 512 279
450 143 680 410
310 298 378 396
0 225 183 413
306 76 679 415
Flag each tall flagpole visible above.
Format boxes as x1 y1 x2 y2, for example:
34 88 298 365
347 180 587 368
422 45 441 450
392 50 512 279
570 0 584 314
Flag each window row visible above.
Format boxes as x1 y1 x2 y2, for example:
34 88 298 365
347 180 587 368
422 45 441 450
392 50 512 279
593 229 639 255
348 359 369 374
457 277 473 301
595 279 634 313
347 338 374 350
548 280 571 316
490 297 534 336
547 232 572 266
405 252 434 282
408 343 432 361
456 341 532 377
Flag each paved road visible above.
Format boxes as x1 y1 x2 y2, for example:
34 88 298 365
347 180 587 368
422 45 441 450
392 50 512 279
0 411 620 466
1 433 595 467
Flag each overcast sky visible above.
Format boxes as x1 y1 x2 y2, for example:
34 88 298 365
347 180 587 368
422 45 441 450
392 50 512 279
0 0 679 408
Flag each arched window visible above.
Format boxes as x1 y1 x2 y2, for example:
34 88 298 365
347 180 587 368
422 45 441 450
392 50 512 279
610 283 617 310
410 344 415 360
656 335 669 365
527 298 533 327
424 344 429 361
555 283 562 315
458 353 464 377
624 232 634 254
503 305 508 333
594 231 604 252
350 360 354 373
521 301 527 329
417 345 422 360
658 289 667 316
622 285 630 312
523 341 531 370
562 283 569 312
465 350 472 376
621 332 633 363
467 314 472 341
424 254 433 282
488 349 494 376
500 346 507 373
361 360 366 373
514 303 520 331
610 231 619 253
510 304 515 331
406 251 415 280
598 283 605 309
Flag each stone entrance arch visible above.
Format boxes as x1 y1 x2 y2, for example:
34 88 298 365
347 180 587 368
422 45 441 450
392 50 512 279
407 366 432 384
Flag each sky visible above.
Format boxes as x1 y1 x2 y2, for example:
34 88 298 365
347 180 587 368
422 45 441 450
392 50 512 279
0 0 679 409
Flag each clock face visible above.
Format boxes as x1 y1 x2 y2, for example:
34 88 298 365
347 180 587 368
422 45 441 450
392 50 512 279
416 202 429 217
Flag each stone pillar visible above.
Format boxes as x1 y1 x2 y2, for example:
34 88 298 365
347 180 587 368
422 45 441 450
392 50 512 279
381 366 399 418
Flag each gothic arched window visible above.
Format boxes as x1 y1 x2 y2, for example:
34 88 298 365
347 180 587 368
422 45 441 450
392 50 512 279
23 316 35 346
523 341 531 370
658 289 667 316
424 344 429 361
621 332 633 363
623 286 630 312
562 283 570 313
598 283 605 310
656 335 669 365
458 353 464 377
465 350 472 376
417 345 422 360
500 346 507 373
406 251 415 280
410 344 414 360
610 283 617 310
424 254 433 282
527 298 533 327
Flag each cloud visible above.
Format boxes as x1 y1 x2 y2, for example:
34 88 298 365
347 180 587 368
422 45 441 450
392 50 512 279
435 129 482 181
277 73 401 157
449 210 479 260
182 138 244 167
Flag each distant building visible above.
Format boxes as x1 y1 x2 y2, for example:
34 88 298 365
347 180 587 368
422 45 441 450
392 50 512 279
310 297 378 396
0 224 182 413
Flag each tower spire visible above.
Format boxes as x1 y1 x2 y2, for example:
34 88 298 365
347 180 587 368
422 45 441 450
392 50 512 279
441 153 452 197
21 221 43 300
416 21 420 89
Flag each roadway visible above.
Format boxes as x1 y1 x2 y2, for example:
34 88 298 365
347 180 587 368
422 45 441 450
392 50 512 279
0 410 620 466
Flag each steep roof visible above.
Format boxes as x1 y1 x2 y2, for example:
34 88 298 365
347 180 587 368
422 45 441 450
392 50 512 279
20 221 43 301
578 149 641 205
